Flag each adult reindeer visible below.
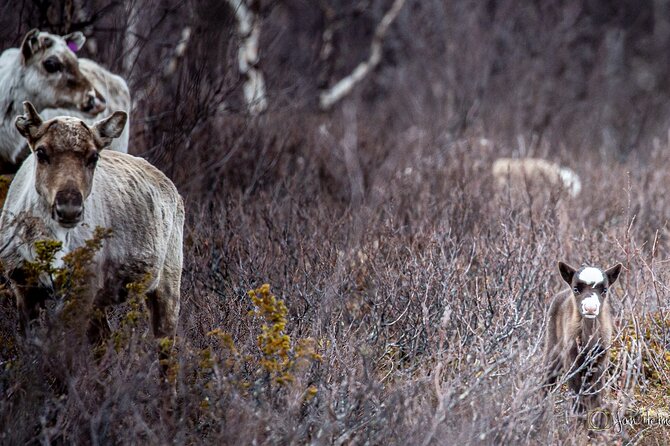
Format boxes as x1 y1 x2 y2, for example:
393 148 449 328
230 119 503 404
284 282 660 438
492 158 582 198
0 102 182 359
0 29 130 172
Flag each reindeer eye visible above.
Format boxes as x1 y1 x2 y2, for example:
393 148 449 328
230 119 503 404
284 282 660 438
603 287 608 294
42 57 63 73
35 147 49 164
573 286 581 294
87 152 99 166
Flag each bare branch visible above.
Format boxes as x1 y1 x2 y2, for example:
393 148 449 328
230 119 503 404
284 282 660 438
319 0 406 110
122 0 141 76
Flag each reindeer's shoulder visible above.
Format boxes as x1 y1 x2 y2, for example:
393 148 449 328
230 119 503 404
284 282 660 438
0 47 19 62
78 58 130 101
97 151 180 202
548 289 572 315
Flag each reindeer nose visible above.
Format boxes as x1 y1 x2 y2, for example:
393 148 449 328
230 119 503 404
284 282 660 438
583 302 598 313
81 91 106 115
581 294 600 318
54 189 83 226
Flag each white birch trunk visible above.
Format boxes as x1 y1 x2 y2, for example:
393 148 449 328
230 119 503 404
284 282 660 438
227 0 267 115
123 0 141 76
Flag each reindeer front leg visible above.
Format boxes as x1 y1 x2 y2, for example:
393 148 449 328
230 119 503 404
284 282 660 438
543 348 562 392
86 277 112 346
86 306 111 346
564 341 583 393
9 267 51 333
582 354 609 413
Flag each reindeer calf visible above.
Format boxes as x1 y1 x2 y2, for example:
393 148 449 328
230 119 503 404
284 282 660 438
544 262 622 420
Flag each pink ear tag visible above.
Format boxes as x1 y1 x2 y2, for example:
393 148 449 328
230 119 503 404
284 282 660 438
68 42 79 53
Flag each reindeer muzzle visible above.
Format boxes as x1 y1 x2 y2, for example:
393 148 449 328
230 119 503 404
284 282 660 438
80 90 106 115
53 189 84 228
581 294 600 319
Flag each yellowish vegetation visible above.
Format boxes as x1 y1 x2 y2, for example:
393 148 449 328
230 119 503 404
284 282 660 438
23 228 113 331
198 283 322 409
610 313 670 442
612 315 670 393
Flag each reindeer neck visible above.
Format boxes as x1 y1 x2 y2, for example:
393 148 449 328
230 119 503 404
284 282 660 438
0 52 43 163
0 54 21 113
576 316 604 351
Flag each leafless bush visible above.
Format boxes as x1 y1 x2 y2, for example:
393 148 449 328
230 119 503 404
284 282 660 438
2 0 670 444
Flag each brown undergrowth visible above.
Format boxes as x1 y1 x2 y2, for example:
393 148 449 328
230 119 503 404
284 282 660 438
2 1 670 443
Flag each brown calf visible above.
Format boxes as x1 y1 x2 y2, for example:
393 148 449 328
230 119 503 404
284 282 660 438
543 262 622 421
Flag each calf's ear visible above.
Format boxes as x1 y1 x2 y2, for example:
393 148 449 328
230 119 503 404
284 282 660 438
63 31 86 52
21 29 41 62
92 111 127 149
605 263 623 285
14 101 43 144
558 261 576 285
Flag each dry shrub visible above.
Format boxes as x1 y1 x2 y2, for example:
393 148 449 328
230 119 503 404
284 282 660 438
2 1 670 445
2 124 670 445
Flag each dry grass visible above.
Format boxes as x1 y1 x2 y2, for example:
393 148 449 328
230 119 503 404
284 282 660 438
1 125 669 444
1 1 670 444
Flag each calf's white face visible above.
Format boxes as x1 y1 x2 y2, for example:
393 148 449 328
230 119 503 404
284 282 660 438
580 293 601 318
558 262 622 319
577 267 604 318
14 102 127 228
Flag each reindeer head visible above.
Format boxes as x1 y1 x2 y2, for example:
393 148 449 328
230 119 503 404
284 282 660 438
558 262 622 319
14 102 127 228
19 29 105 115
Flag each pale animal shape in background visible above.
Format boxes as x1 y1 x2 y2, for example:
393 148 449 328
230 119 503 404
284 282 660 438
492 157 581 198
492 157 581 245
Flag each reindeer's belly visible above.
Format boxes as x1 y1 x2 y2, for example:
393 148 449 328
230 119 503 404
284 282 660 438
95 257 162 306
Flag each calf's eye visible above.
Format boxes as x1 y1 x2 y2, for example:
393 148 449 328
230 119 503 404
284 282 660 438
573 287 580 294
35 147 49 164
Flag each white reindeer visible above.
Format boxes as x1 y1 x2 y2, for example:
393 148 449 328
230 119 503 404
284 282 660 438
0 29 130 172
492 157 582 198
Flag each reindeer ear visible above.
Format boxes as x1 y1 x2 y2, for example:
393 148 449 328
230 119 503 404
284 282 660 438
558 262 576 285
63 31 86 53
92 111 127 149
21 29 41 62
605 263 622 285
14 101 43 144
